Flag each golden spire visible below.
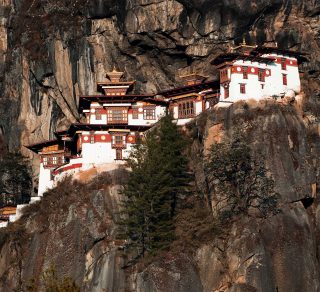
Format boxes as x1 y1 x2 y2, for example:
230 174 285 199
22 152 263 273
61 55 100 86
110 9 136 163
106 66 124 83
242 36 246 45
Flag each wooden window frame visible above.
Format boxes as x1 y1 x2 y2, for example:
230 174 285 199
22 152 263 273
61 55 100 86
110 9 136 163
224 84 229 99
143 107 156 120
90 133 95 144
107 108 128 124
95 109 102 120
132 108 139 119
243 66 248 79
116 149 123 160
240 83 246 94
112 134 126 149
258 69 265 82
281 58 287 70
282 74 287 85
178 100 195 119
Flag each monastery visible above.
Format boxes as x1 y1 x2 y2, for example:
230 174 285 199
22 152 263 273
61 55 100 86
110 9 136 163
0 43 307 228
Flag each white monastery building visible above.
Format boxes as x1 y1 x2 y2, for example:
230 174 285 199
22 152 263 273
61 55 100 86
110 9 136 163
26 43 307 199
213 42 307 105
26 69 219 197
0 43 306 227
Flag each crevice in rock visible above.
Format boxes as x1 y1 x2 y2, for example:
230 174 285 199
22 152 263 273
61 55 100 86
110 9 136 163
291 196 314 209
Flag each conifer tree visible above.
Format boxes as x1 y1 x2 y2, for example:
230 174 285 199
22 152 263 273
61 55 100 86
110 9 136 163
120 114 190 259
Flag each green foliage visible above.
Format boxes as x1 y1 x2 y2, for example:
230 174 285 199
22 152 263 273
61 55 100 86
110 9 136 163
205 135 279 221
26 266 79 292
0 152 32 207
119 115 190 259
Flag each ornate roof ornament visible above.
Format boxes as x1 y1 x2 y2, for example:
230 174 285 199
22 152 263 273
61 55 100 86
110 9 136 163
106 66 124 83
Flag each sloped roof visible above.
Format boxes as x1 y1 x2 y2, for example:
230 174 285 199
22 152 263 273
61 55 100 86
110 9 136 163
158 80 220 98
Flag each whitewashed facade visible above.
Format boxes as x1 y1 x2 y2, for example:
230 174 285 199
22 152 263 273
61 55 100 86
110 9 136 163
24 45 305 208
214 45 305 105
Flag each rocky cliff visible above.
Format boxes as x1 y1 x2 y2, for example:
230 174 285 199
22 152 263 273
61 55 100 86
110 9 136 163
1 101 320 291
1 0 320 291
1 0 319 157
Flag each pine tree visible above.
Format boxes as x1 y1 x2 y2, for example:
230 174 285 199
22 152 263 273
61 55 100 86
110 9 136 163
120 114 190 259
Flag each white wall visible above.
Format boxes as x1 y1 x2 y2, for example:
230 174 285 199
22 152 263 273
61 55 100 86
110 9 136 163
81 131 135 165
38 163 54 196
219 56 300 103
128 105 166 126
261 53 300 95
90 114 107 124
195 100 203 115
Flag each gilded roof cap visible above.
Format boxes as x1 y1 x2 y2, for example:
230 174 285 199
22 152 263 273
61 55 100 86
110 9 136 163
106 66 124 82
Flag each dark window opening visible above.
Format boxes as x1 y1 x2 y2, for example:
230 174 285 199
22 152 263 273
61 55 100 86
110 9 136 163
281 58 287 70
258 69 265 82
240 84 246 94
116 149 122 160
243 67 248 79
224 85 229 99
283 74 287 85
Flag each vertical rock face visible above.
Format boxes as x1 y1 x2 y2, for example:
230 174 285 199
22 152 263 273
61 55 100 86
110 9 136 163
0 102 320 292
1 1 320 291
0 0 319 157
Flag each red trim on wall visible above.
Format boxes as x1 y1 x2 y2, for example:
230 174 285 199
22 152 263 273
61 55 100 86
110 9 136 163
231 66 272 77
126 135 136 144
273 57 298 67
53 163 82 176
82 134 112 143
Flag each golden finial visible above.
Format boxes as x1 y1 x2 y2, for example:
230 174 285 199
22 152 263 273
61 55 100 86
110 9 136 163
242 36 246 45
106 66 124 82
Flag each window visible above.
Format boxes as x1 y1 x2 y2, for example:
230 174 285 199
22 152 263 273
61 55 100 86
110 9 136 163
178 101 194 118
261 84 265 89
132 108 139 119
107 108 128 124
283 74 287 85
115 135 122 145
95 109 102 120
143 107 156 120
112 135 126 148
90 133 95 144
281 58 286 70
220 69 229 82
258 69 265 82
43 157 48 166
224 85 229 99
243 66 248 79
116 149 122 160
240 84 246 94
52 157 57 165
